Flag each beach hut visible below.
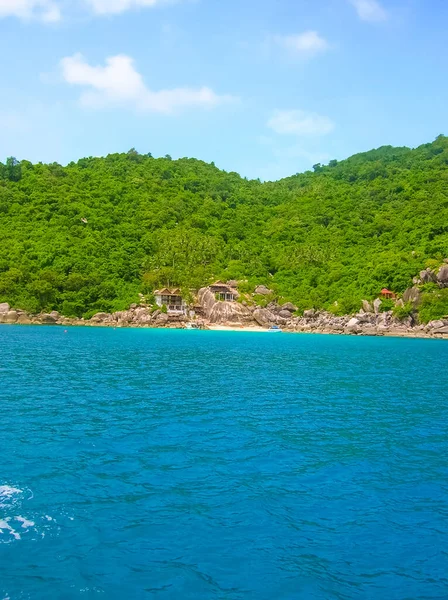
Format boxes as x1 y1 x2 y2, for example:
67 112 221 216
154 288 187 314
209 281 238 302
380 288 397 300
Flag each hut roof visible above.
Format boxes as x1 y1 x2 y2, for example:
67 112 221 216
154 288 182 296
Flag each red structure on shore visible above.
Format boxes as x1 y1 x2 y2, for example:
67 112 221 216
381 288 397 299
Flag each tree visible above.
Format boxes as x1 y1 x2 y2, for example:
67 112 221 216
6 157 22 182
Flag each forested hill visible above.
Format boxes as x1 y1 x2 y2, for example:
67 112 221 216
0 136 447 319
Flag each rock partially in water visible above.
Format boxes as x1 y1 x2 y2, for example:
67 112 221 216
5 310 18 323
90 312 110 323
40 314 57 324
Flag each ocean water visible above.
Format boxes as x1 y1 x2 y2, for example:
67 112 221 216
1 326 447 600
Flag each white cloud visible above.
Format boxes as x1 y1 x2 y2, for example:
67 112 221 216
349 0 387 22
273 31 329 58
60 53 237 114
0 0 60 21
85 0 174 15
267 110 335 136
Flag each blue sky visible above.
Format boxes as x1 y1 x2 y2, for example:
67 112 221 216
0 0 447 180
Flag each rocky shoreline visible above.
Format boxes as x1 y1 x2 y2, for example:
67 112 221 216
0 301 447 339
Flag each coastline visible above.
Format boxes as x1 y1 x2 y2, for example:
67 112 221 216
1 302 447 340
0 319 446 340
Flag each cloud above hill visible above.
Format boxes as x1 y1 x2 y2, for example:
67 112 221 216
60 53 237 114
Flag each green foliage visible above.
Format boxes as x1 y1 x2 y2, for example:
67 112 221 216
160 304 168 314
419 289 448 323
379 299 395 312
0 137 447 316
392 302 414 320
330 296 362 316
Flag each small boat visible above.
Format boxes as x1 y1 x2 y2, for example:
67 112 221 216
185 322 199 330
268 325 282 333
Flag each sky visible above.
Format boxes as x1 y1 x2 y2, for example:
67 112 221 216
0 0 447 180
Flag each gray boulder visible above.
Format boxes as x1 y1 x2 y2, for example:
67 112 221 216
254 285 273 296
346 317 360 329
90 312 110 322
41 314 57 324
209 301 252 324
362 300 373 313
0 302 10 314
253 308 277 327
420 269 437 283
373 298 382 315
5 311 18 323
281 302 297 313
437 265 448 287
303 309 316 319
198 288 217 318
427 320 445 329
155 313 169 325
433 326 448 335
17 315 32 325
278 309 292 319
198 287 252 324
403 287 421 306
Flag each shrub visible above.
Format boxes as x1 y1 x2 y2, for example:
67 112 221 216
392 302 414 320
418 289 448 323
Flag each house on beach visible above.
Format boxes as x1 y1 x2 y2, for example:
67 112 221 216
154 288 187 314
209 281 238 302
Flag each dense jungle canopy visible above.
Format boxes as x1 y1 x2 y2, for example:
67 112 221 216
0 135 447 320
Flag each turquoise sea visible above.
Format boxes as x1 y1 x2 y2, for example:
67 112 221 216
1 326 447 599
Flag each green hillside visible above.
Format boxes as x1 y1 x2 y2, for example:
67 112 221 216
0 136 447 319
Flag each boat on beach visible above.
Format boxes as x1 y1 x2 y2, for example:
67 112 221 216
268 325 282 333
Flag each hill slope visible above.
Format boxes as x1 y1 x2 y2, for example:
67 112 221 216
0 137 447 318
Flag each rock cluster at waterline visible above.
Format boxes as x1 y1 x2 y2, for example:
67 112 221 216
1 301 447 338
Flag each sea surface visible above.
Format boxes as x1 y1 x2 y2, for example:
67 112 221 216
1 326 448 599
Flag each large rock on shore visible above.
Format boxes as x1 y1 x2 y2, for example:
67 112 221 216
198 288 217 318
345 317 360 334
90 312 111 323
4 311 18 323
17 314 32 325
0 303 10 314
41 314 57 324
253 308 277 327
209 301 252 324
278 309 292 319
198 288 252 323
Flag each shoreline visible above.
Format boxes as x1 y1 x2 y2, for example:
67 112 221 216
0 320 446 340
1 302 447 340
